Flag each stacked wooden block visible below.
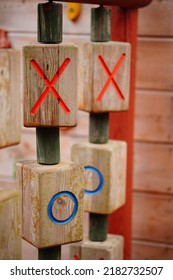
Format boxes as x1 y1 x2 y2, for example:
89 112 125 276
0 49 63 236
16 1 85 259
0 49 20 148
0 186 21 259
0 49 21 259
70 6 130 260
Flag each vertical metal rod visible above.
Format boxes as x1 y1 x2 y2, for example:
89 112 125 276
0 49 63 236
89 6 112 242
38 1 62 43
89 6 111 144
89 213 108 241
36 127 60 165
37 1 62 259
89 112 109 144
39 246 61 260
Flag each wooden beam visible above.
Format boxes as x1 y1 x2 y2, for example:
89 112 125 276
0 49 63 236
53 0 153 9
108 7 138 260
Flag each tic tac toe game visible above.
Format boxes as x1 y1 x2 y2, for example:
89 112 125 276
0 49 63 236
0 1 173 278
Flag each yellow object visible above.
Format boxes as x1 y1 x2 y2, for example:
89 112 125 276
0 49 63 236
66 3 81 21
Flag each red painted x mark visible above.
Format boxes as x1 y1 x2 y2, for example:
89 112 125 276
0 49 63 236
30 58 71 116
96 53 126 102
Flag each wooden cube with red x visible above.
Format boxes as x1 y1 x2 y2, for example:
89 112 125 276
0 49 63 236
78 41 131 112
23 43 77 127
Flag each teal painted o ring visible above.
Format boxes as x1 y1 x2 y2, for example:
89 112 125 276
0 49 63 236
47 191 78 225
84 166 104 195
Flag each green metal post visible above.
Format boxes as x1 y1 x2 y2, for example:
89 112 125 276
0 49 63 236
37 0 62 259
89 6 111 242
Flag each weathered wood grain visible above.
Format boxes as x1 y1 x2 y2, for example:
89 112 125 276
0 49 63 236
136 39 173 91
69 234 124 260
134 142 173 194
0 0 165 261
132 192 173 244
0 49 21 148
17 160 84 248
71 140 127 214
138 0 173 37
78 42 130 112
0 187 21 259
133 0 173 261
23 43 78 127
132 240 173 260
134 90 173 143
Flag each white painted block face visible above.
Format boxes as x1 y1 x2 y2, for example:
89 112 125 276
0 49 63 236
71 140 127 214
23 43 78 127
0 49 21 148
78 41 131 113
17 160 85 248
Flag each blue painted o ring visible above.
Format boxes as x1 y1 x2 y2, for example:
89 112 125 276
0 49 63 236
84 166 104 196
47 191 78 225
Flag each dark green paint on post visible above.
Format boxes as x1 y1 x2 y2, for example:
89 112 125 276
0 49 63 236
36 0 62 260
89 6 111 145
38 245 61 260
38 2 62 43
89 213 108 242
36 127 60 165
91 6 111 42
89 112 109 144
89 6 112 242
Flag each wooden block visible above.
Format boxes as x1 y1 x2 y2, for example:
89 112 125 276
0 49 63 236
0 187 21 259
78 42 130 112
0 49 21 148
71 140 127 214
23 43 78 127
69 234 124 260
16 160 84 248
69 240 83 260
